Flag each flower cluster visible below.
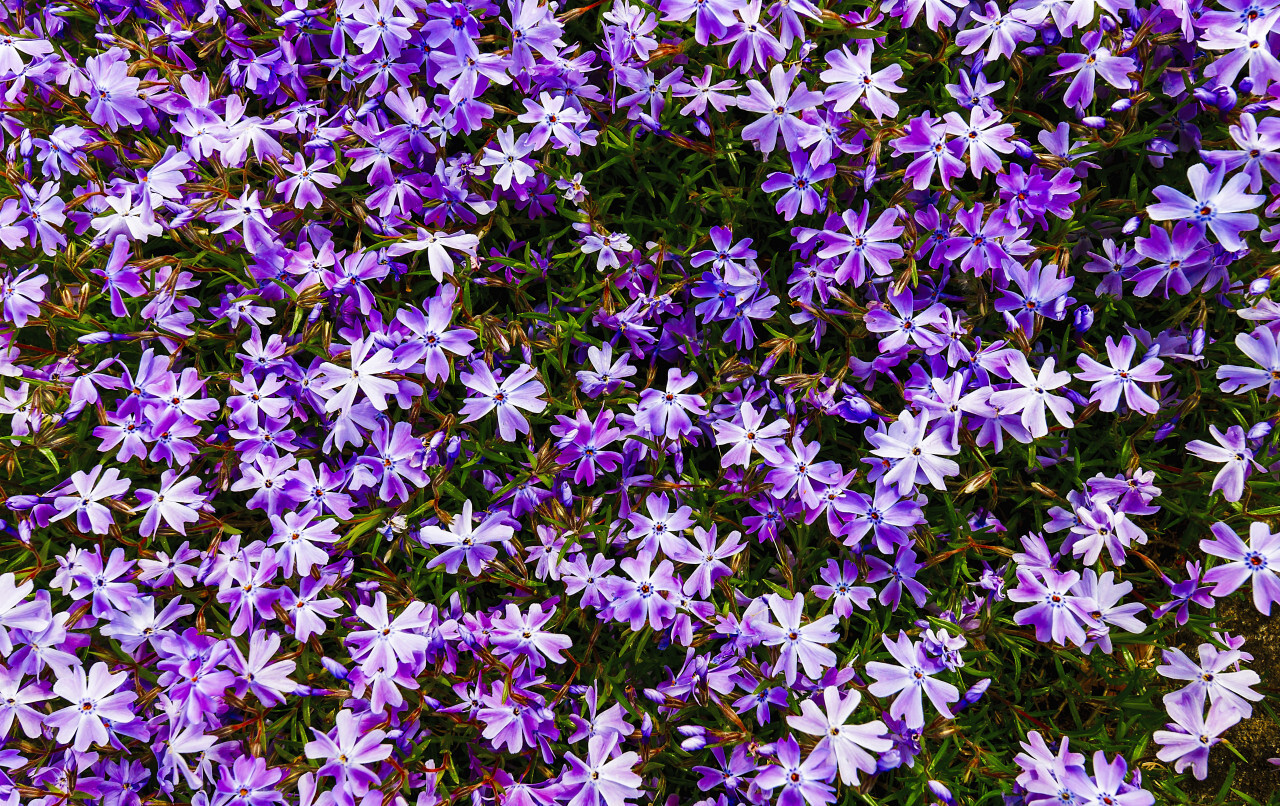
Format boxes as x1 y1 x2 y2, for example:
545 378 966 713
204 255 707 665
0 0 1276 804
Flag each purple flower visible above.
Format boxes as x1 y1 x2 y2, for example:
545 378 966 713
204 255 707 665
1153 561 1215 626
50 464 131 535
712 400 788 467
1074 335 1170 415
995 261 1075 337
723 0 785 74
562 732 644 806
762 151 835 220
891 111 966 191
1064 752 1153 806
420 499 513 576
766 436 842 507
45 661 136 752
811 560 875 618
555 408 623 485
1187 424 1266 502
866 410 960 496
661 525 744 599
863 286 946 353
305 708 391 804
347 593 432 674
1052 30 1137 110
989 354 1075 439
276 154 340 209
385 227 481 282
134 471 206 537
214 757 286 806
1201 520 1280 615
633 368 707 441
1157 642 1262 717
954 3 1035 62
459 362 548 442
865 631 959 729
1147 162 1264 251
757 593 839 686
1008 568 1096 646
737 64 822 157
754 735 836 806
865 546 931 609
0 267 46 327
786 686 891 785
79 49 148 131
820 43 905 119
815 201 904 285
268 510 339 577
575 343 636 398
1202 112 1280 193
1153 693 1244 781
1217 325 1280 399
603 552 679 632
943 106 1016 178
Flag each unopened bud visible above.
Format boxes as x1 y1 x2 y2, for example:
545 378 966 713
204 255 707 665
1190 327 1206 355
960 678 991 708
1072 305 1094 334
321 657 349 680
928 781 955 805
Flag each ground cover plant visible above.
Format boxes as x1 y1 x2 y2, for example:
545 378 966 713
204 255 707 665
0 0 1279 804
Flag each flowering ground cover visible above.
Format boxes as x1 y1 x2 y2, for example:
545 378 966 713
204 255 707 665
0 0 1279 804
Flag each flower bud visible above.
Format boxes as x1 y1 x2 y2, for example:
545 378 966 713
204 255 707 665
1248 421 1272 442
1249 277 1272 295
1021 45 1045 57
559 481 573 508
680 736 707 752
321 657 349 680
641 713 654 741
928 781 955 805
1239 77 1254 94
1072 304 1095 334
1190 327 1206 355
1244 102 1271 114
642 688 666 704
1011 138 1034 160
1214 86 1238 112
960 678 992 708
1080 116 1108 129
444 435 462 469
79 332 134 344
1109 98 1132 113
1121 215 1143 235
677 725 706 738
1041 27 1060 45
1193 87 1218 106
1153 417 1179 443
1140 343 1161 362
